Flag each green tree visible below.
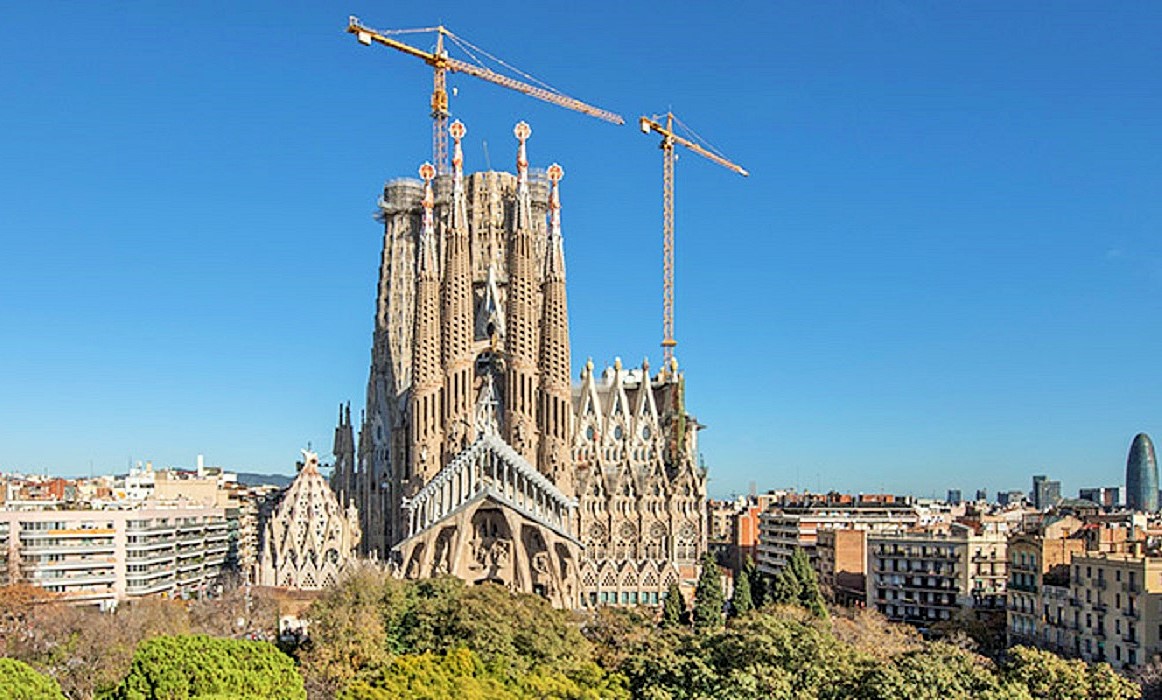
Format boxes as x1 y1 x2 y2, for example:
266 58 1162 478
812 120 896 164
339 648 629 700
1002 646 1140 700
107 634 305 700
857 642 1030 700
693 552 725 632
339 649 517 700
767 568 799 606
749 567 768 609
661 582 686 628
298 567 401 696
731 568 753 617
786 548 827 618
0 657 66 700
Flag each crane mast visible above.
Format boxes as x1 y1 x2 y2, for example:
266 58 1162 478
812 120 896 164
640 112 748 366
348 16 624 173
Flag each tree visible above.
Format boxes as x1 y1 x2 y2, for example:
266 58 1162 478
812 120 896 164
768 568 799 606
857 642 1030 700
340 648 629 700
107 634 305 700
661 582 686 628
692 552 724 632
786 547 827 618
0 657 66 700
1002 646 1140 700
298 567 400 696
749 568 768 609
731 568 753 617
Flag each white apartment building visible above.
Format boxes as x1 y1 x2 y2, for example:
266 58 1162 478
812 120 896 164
867 522 1007 626
756 503 918 576
0 506 230 610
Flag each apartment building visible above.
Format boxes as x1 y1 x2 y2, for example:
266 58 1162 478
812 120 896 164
0 506 230 610
0 520 8 585
756 502 918 576
1006 515 1084 647
867 522 1008 626
1050 551 1162 670
816 528 867 606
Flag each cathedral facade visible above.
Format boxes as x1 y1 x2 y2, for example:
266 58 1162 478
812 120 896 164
259 450 361 590
331 121 707 608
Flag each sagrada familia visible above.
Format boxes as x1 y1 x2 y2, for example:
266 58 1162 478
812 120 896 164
330 121 708 609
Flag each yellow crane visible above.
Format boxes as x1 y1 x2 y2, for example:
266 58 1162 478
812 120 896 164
639 112 748 367
348 16 624 173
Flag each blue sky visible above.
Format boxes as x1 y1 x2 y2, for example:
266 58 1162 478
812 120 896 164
2 2 1161 499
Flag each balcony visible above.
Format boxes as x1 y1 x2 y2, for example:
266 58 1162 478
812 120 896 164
1095 579 1107 590
1093 602 1108 613
128 579 175 596
19 543 115 556
1122 634 1138 645
1123 608 1140 620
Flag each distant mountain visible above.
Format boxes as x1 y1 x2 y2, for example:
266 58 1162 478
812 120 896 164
235 472 294 488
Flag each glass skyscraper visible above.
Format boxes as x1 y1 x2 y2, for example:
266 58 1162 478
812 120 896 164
1126 432 1159 512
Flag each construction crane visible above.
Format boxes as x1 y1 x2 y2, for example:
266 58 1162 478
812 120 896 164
348 16 624 174
639 112 748 367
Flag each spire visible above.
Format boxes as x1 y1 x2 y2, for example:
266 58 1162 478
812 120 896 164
538 162 571 490
514 121 532 230
475 263 506 342
410 162 444 484
443 120 474 456
505 121 539 463
418 162 438 276
474 373 501 437
543 163 566 280
450 119 467 231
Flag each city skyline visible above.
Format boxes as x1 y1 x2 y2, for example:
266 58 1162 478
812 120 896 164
3 3 1162 497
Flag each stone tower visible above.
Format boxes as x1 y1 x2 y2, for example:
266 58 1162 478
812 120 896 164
340 121 708 608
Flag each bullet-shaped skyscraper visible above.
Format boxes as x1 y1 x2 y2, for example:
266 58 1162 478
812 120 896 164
1126 433 1159 512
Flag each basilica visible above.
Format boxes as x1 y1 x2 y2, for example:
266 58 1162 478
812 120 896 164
330 121 707 608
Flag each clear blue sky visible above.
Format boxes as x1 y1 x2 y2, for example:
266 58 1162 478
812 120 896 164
3 2 1161 499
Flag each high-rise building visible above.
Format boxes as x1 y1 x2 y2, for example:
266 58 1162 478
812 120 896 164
947 489 962 505
332 122 707 608
1032 475 1062 511
1126 433 1159 513
998 490 1027 507
1078 487 1120 509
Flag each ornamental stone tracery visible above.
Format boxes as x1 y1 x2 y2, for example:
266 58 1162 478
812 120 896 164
259 450 361 590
